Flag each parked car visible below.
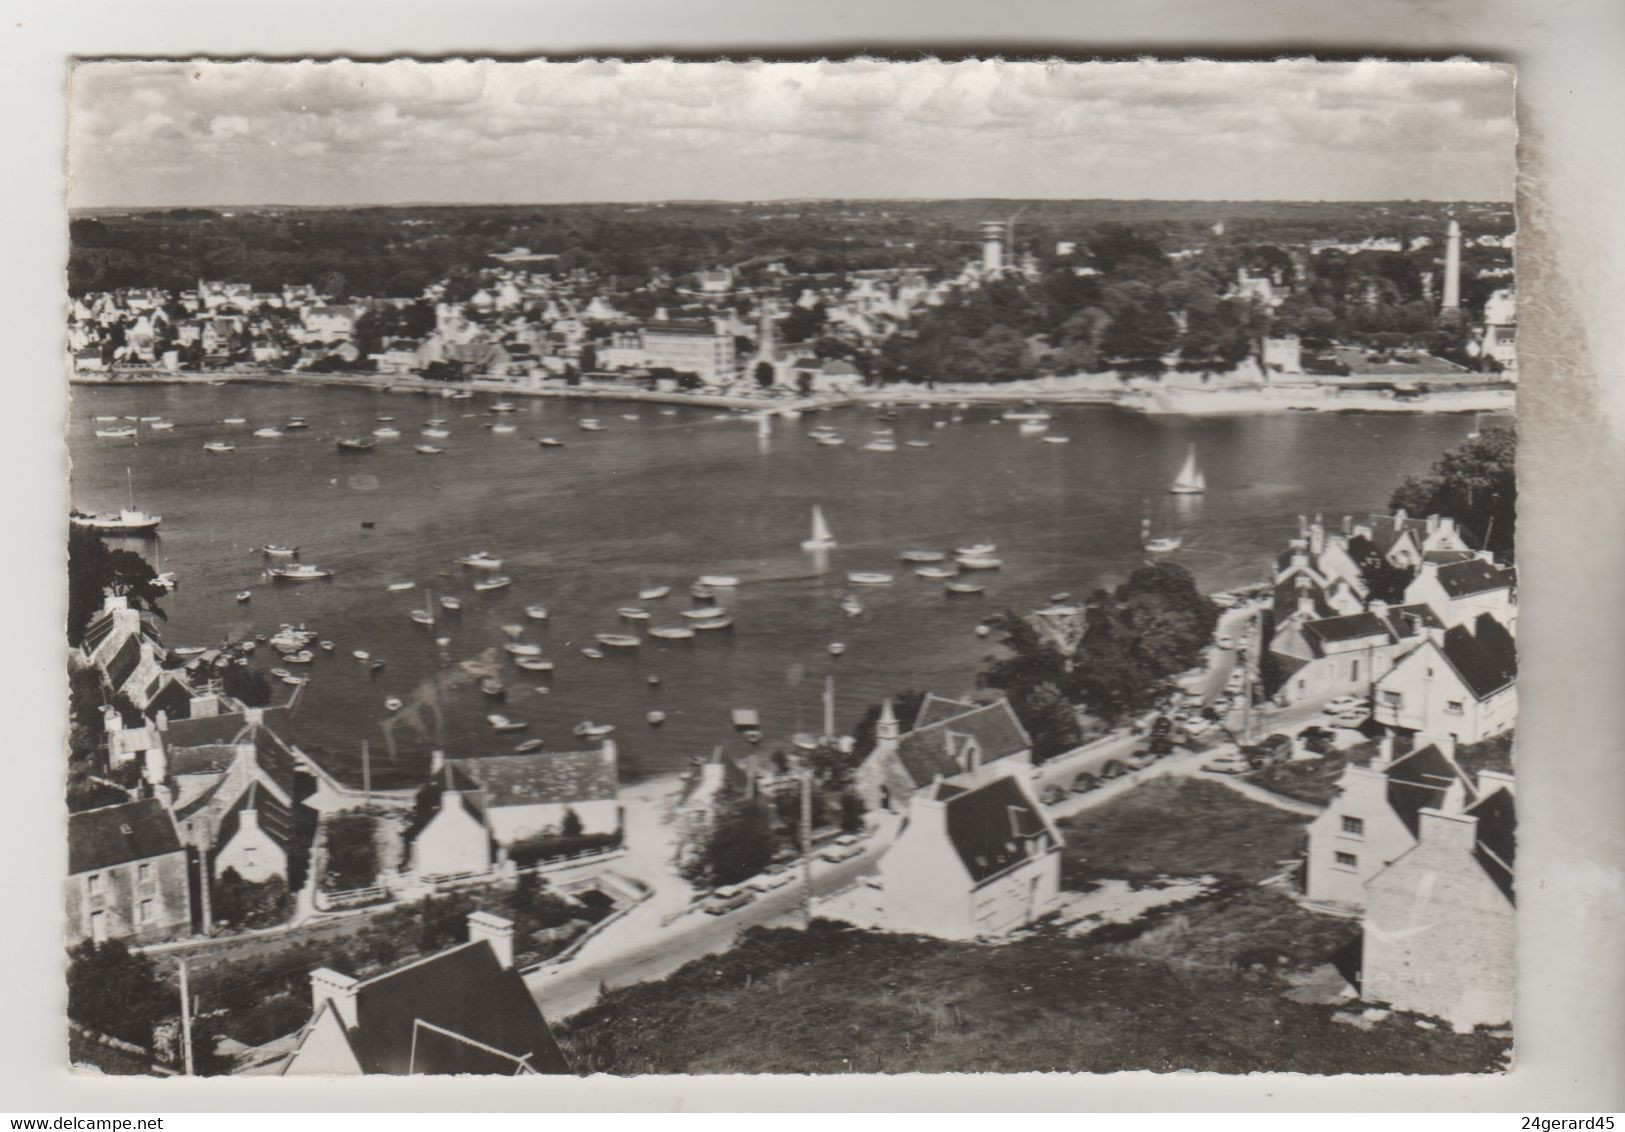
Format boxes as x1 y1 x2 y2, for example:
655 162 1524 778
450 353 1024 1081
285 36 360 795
1126 749 1158 770
1150 715 1173 737
1323 694 1364 715
1100 758 1129 779
748 869 795 893
1040 784 1067 805
818 842 863 864
1240 733 1294 769
1332 711 1369 729
1205 752 1252 775
706 887 756 915
1070 771 1101 794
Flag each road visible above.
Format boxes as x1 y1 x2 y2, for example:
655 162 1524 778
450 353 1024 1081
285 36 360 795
526 838 888 1021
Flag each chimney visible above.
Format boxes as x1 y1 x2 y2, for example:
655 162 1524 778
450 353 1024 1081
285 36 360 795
1416 807 1478 853
1474 548 1495 563
1426 625 1448 649
1297 591 1316 620
309 967 360 1027
155 709 168 732
151 782 173 810
1419 559 1441 581
144 745 168 787
430 749 446 775
238 807 260 834
467 911 515 970
1309 520 1325 558
103 705 123 733
1342 514 1353 535
1297 514 1308 538
1439 776 1468 815
1393 508 1408 526
1369 598 1389 620
244 706 264 727
189 693 221 719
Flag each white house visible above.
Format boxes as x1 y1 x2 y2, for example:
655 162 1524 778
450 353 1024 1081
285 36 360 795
408 772 495 881
1402 555 1516 630
854 694 1032 814
1361 775 1516 1031
1304 734 1477 909
1373 616 1517 744
1269 610 1400 708
442 743 620 847
877 765 1061 940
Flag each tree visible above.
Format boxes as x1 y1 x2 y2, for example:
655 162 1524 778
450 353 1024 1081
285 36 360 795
1389 425 1517 559
67 526 166 646
322 813 379 891
213 869 290 930
560 807 584 839
753 360 776 389
1009 681 1084 763
1100 299 1177 370
67 940 173 1047
681 791 777 889
849 689 928 762
221 664 272 708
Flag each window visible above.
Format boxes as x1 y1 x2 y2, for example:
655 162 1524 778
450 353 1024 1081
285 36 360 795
1381 691 1403 708
137 899 154 925
1342 816 1365 836
1334 851 1359 870
1445 700 1465 716
137 862 151 884
86 874 102 896
1350 659 1360 682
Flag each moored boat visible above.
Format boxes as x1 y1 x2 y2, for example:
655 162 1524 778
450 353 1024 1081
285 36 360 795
638 585 670 600
386 581 415 591
514 738 546 753
698 574 740 588
914 566 958 579
595 633 641 649
1169 443 1207 495
1144 536 1182 553
681 606 726 620
203 441 235 453
253 427 284 438
472 575 512 592
503 642 542 657
479 677 506 698
690 615 733 630
946 581 985 594
840 594 864 617
955 555 1003 570
514 657 554 672
95 426 137 439
524 604 549 620
456 551 503 570
439 596 462 611
262 544 298 556
336 437 376 452
415 444 445 454
573 721 615 738
581 647 605 659
648 626 695 640
269 564 333 581
235 590 252 603
618 607 651 620
410 609 435 626
537 437 564 447
487 713 528 732
800 505 837 551
846 571 894 585
899 550 946 563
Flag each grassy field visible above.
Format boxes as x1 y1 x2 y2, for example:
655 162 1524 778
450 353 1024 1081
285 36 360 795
558 915 1505 1075
1057 776 1312 885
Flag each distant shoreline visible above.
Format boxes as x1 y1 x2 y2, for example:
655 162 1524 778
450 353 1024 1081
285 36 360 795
68 368 1516 417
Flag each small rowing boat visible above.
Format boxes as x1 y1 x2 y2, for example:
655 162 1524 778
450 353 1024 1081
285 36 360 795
573 721 616 739
638 585 670 601
846 571 894 585
649 626 695 640
525 604 549 620
472 575 512 592
386 581 415 592
595 633 641 649
618 607 651 620
514 657 554 672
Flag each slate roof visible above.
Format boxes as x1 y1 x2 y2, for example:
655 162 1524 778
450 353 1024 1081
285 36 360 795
1440 614 1518 701
105 635 144 691
1467 786 1517 902
1302 612 1393 653
1435 559 1513 599
166 744 241 777
914 693 975 730
1385 745 1476 838
449 747 618 811
1383 603 1443 639
215 779 299 858
892 698 1031 789
321 940 571 1075
69 798 184 875
939 774 1054 885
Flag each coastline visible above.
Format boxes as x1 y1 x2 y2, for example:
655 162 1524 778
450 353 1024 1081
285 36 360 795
68 367 1516 417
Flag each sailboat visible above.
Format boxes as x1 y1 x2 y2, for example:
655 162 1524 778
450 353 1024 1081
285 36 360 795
1142 516 1181 553
1467 412 1483 440
800 505 836 551
1169 444 1206 495
70 467 162 533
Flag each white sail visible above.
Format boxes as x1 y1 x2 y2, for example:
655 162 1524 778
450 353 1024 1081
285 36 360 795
801 505 836 549
1170 444 1206 494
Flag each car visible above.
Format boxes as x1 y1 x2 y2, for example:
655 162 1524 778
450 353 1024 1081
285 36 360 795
1323 695 1364 714
1215 634 1234 650
833 832 862 847
818 843 862 864
1070 771 1101 794
1126 749 1158 770
1333 711 1369 729
1205 752 1252 775
748 869 795 893
705 888 756 915
1040 784 1067 805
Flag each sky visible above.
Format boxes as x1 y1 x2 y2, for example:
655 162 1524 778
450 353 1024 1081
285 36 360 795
67 59 1517 208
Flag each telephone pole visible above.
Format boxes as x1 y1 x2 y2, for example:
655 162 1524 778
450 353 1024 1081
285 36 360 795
177 958 194 1076
799 770 814 929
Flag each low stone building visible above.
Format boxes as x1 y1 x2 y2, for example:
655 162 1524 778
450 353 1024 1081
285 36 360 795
66 798 192 945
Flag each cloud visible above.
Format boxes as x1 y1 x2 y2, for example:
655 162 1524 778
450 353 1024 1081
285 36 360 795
67 59 1516 207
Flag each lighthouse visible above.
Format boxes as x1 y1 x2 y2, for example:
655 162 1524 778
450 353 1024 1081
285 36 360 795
979 220 1006 275
1442 217 1462 311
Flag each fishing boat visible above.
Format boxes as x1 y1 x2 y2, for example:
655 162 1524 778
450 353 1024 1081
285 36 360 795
915 566 958 579
827 642 846 656
491 423 518 435
1041 435 1071 444
479 677 506 698
410 609 435 626
253 427 284 439
690 583 717 600
524 604 549 620
638 585 670 601
503 642 542 657
840 595 864 617
203 441 235 453
284 651 315 665
537 437 564 447
269 564 333 581
946 581 985 595
595 633 641 649
1169 443 1206 495
618 607 651 620
95 426 137 439
514 738 546 753
384 697 404 712
149 419 174 431
283 418 310 430
221 416 247 425
573 721 615 739
649 626 695 640
846 571 894 585
681 606 726 620
800 506 837 551
457 551 503 570
422 427 451 439
336 437 376 452
415 444 446 455
262 544 298 556
372 427 401 439
862 441 897 452
581 647 605 660
70 470 163 534
699 574 740 587
386 581 415 592
690 615 734 631
376 415 396 423
578 419 605 431
514 657 554 672
647 711 666 726
472 575 512 592
956 543 997 557
487 714 529 733
439 596 462 611
955 555 1003 570
235 590 252 603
